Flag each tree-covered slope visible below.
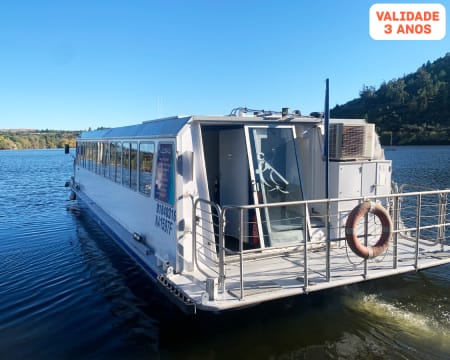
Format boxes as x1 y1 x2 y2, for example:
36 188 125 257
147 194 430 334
0 129 79 150
331 53 450 145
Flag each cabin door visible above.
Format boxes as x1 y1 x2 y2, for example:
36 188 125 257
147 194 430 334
244 126 305 247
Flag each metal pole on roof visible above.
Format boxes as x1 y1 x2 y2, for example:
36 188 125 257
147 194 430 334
324 78 330 199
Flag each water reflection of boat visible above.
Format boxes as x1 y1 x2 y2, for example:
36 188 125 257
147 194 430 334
67 104 450 314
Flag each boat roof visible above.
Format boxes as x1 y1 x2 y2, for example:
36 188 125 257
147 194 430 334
78 116 191 140
78 112 365 140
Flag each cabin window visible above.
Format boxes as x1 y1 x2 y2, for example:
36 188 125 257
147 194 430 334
102 141 109 178
87 142 93 171
76 142 84 167
109 142 121 183
93 142 99 174
130 142 138 191
139 142 154 196
81 142 86 168
122 142 131 187
154 142 175 205
92 142 96 172
76 142 80 166
121 142 138 190
91 142 95 173
84 142 88 169
96 142 103 175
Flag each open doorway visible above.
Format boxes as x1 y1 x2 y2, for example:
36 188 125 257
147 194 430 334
200 124 305 250
201 125 256 249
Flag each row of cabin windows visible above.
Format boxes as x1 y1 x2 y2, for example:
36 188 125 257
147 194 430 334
76 141 166 200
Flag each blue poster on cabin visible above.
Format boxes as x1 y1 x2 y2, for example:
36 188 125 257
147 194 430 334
154 143 175 205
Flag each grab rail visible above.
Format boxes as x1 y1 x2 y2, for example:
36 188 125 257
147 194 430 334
192 197 222 278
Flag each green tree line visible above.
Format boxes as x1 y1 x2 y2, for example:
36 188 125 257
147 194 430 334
331 53 450 145
0 130 80 150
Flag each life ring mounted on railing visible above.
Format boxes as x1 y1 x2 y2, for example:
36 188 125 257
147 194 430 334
345 201 393 259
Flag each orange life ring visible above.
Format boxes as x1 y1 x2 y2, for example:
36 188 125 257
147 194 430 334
345 201 392 259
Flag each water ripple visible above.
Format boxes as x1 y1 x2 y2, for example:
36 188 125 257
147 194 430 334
1 146 449 359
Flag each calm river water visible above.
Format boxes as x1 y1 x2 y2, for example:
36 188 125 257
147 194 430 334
0 146 449 359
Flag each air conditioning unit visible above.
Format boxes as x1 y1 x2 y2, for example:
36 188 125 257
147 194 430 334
329 123 375 161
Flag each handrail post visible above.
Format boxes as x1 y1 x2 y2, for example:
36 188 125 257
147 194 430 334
393 196 399 269
414 194 422 270
218 209 226 293
364 211 369 279
191 197 197 271
239 208 244 300
303 203 309 292
438 193 447 251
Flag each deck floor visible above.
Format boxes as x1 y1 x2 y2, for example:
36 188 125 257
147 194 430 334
173 237 450 311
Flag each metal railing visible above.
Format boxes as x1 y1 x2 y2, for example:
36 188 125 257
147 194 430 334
192 198 221 278
396 184 448 247
192 189 450 300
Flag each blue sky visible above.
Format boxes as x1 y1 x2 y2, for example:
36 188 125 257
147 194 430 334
0 0 448 130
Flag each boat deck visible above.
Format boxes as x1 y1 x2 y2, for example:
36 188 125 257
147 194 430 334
171 236 450 311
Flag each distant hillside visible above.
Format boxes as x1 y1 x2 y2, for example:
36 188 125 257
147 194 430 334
0 129 80 150
331 53 450 145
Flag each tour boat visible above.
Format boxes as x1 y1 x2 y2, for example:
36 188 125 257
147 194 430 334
68 106 450 314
